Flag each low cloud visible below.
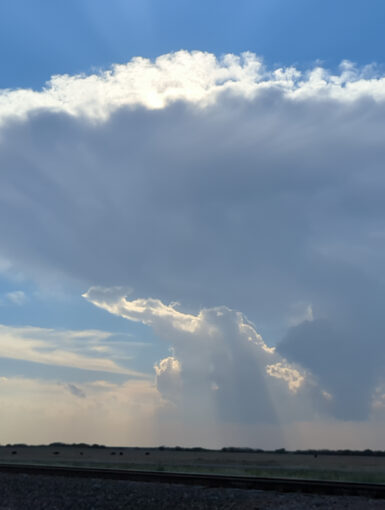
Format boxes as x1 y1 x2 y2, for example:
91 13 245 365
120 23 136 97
82 288 385 448
66 383 86 398
84 288 330 426
277 318 385 420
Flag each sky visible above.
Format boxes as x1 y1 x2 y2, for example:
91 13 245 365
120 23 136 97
1 0 385 449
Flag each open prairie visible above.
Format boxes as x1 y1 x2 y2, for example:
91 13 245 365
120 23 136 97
1 446 385 483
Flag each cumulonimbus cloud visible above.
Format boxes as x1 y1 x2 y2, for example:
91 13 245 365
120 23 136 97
1 51 385 423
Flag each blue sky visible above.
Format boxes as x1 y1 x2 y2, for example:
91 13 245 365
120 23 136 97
2 1 385 448
1 0 385 89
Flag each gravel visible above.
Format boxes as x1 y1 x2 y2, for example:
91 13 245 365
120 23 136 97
0 473 385 509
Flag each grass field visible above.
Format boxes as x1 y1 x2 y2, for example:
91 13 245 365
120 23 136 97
1 446 385 484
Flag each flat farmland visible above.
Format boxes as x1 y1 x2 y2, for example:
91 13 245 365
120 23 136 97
1 446 385 483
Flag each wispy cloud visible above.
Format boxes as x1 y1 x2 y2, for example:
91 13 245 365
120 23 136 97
0 324 148 377
5 290 27 305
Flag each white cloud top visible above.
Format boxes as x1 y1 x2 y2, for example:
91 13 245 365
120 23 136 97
1 51 385 126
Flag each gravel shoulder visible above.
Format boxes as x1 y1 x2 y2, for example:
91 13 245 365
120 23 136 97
1 473 385 509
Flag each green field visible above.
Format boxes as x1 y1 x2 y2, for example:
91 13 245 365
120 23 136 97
1 446 385 484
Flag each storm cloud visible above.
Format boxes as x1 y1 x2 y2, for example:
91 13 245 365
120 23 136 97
1 51 385 425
